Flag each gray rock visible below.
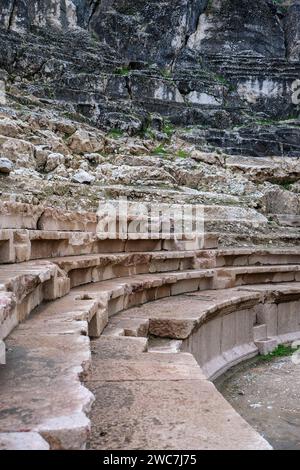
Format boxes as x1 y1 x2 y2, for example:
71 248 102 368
285 1 300 62
45 153 65 173
0 0 299 157
72 169 95 184
0 157 13 174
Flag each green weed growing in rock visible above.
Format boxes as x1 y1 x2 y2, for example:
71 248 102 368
162 122 175 138
115 66 131 77
151 144 168 156
259 344 295 362
176 149 190 159
108 128 125 138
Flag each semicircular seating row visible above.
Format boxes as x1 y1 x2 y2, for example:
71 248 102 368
0 202 299 450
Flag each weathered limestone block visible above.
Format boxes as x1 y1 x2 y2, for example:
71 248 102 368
0 202 44 229
38 207 97 232
88 307 108 338
0 135 36 168
263 186 300 216
0 117 22 138
67 129 105 154
277 300 300 336
255 338 278 356
0 292 17 342
43 267 71 300
255 303 278 338
12 230 31 262
0 229 15 263
253 324 267 341
0 157 13 174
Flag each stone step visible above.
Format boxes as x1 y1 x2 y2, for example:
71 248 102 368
213 265 300 289
72 270 215 317
0 292 96 449
0 261 70 349
213 247 300 267
0 228 219 263
85 335 271 450
104 282 300 378
1 252 299 351
52 251 201 288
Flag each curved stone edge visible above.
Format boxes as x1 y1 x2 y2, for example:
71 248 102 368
103 283 300 448
0 432 50 450
0 299 95 450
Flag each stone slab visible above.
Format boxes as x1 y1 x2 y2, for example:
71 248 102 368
0 432 50 450
86 378 271 450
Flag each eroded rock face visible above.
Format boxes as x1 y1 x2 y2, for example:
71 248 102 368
285 1 300 62
0 0 82 32
188 0 286 58
0 0 299 231
89 0 209 66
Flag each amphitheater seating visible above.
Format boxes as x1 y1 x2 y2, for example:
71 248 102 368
0 202 299 450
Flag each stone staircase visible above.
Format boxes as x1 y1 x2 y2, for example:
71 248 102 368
0 202 300 450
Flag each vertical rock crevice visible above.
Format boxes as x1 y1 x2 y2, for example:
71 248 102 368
7 0 17 31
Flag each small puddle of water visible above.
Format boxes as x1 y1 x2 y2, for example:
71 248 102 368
215 356 300 450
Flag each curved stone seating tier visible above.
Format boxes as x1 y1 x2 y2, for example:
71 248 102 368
3 281 297 449
0 262 70 344
1 256 299 358
52 251 204 288
107 283 300 379
0 293 95 450
0 203 299 449
0 229 218 264
213 247 300 267
213 265 300 289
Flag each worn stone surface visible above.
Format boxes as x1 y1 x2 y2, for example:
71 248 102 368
0 292 95 449
0 432 50 450
86 335 271 450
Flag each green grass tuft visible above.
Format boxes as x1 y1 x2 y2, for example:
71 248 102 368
259 344 295 362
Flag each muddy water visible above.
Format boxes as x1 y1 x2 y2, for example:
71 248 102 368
215 356 300 450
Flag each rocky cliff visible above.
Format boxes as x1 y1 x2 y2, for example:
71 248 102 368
0 0 299 243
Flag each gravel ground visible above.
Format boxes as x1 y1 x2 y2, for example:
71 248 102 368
215 356 300 450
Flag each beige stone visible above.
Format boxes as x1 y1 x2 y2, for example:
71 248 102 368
38 207 97 232
255 338 278 355
0 433 50 450
68 129 105 154
0 339 5 364
0 293 95 449
0 202 44 229
253 324 267 341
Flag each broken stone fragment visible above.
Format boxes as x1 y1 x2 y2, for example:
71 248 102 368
45 153 65 173
0 157 13 174
68 129 104 154
72 169 95 185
